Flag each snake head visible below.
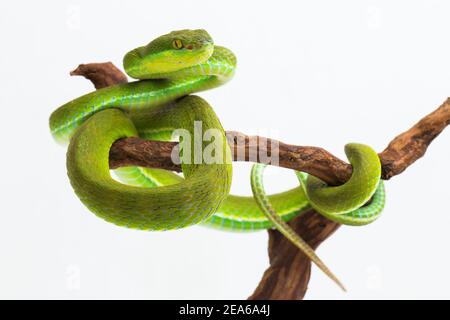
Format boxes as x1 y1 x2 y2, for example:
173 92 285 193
123 29 214 79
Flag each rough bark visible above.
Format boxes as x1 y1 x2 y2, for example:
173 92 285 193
69 62 450 300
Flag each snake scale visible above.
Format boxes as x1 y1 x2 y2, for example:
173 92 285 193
49 29 385 290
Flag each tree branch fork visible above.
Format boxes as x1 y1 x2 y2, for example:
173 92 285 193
69 62 450 299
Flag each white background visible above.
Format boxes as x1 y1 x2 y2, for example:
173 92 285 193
1 0 449 299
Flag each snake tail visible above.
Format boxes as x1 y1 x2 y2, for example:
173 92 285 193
250 143 384 290
250 164 346 291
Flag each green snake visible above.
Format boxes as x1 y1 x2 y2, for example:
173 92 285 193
49 29 385 290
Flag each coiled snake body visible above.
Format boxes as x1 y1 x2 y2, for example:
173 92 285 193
50 30 385 290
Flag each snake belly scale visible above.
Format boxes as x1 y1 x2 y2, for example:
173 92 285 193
49 29 386 289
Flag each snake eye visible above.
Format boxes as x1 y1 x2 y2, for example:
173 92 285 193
172 39 183 50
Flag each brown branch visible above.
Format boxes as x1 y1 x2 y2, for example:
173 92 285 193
70 62 450 300
109 133 352 186
70 62 128 89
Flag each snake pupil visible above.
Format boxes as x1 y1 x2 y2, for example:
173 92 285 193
173 39 183 49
